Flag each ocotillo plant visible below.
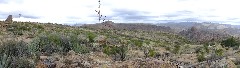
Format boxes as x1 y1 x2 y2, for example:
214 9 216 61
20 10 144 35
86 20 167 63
95 0 107 23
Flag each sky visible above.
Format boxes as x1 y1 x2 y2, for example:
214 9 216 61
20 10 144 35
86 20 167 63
0 0 240 25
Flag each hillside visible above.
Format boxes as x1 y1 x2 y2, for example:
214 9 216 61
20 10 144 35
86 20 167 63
0 18 239 68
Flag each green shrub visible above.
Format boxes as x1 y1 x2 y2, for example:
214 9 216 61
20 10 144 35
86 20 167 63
87 32 96 43
0 40 29 57
132 39 143 48
13 31 24 35
72 44 89 54
197 50 206 62
29 34 63 55
148 49 156 57
6 23 31 31
0 40 34 68
59 37 72 53
103 45 128 61
30 32 91 55
221 37 240 48
33 24 44 29
215 49 224 56
118 45 128 61
173 45 181 54
7 57 34 68
103 46 113 55
203 43 210 53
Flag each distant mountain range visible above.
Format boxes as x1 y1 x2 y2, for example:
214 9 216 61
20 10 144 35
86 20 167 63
81 21 240 43
81 21 173 32
156 22 240 36
156 22 240 31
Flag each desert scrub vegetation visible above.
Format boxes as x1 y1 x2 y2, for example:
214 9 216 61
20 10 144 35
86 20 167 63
103 44 128 61
196 48 206 62
29 32 91 56
221 37 240 49
87 32 97 43
0 29 93 67
0 40 34 68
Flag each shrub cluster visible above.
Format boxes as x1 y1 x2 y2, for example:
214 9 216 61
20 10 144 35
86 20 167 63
0 40 34 68
29 32 90 55
103 45 128 61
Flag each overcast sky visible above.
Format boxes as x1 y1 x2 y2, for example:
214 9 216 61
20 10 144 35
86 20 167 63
0 0 240 25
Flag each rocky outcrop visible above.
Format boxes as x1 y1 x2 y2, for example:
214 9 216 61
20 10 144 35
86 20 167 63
5 15 13 23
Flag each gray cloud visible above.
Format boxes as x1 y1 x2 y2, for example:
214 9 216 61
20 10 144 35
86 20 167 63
0 11 40 19
177 18 202 21
21 15 40 19
162 10 193 18
109 9 158 21
155 17 203 23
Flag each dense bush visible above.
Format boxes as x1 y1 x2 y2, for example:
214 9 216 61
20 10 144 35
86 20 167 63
103 45 128 61
173 45 181 54
29 32 90 55
72 44 89 54
132 39 143 48
221 37 240 48
103 45 113 55
87 32 97 43
0 40 34 68
197 50 206 62
0 40 29 57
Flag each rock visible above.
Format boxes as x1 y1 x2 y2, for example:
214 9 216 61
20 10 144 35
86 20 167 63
5 15 13 23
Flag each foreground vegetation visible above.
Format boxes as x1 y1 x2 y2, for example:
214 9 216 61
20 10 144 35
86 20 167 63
0 21 239 68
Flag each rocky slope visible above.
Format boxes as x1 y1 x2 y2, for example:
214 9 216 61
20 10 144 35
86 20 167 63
179 26 230 44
